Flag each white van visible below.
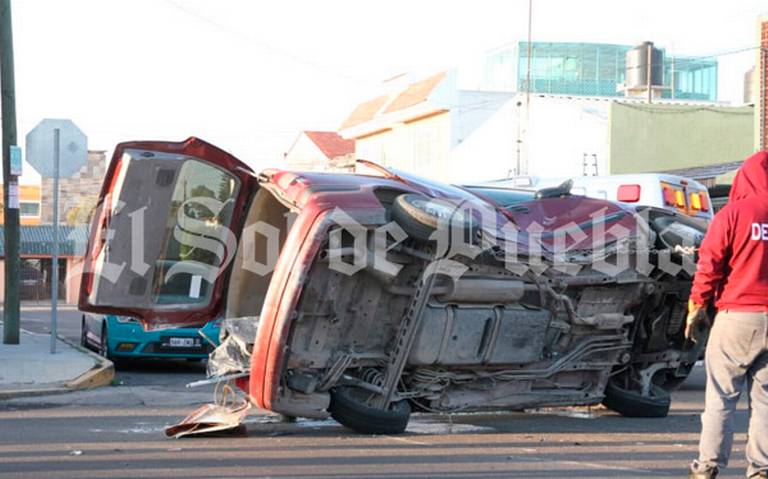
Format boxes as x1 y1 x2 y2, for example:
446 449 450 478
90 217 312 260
487 174 713 221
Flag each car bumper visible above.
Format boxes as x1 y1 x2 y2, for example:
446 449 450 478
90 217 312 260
107 322 220 359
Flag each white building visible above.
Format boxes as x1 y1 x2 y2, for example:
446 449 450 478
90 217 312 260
339 70 752 185
338 69 614 183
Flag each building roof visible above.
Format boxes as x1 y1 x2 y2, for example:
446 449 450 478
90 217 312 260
340 71 448 131
662 160 743 180
383 71 447 113
304 131 355 160
340 95 390 130
0 225 89 257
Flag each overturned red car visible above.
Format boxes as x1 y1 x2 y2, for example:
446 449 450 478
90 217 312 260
80 137 706 434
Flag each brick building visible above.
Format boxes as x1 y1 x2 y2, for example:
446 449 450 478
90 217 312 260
40 150 106 224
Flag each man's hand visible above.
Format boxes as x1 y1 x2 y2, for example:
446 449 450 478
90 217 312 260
685 300 711 343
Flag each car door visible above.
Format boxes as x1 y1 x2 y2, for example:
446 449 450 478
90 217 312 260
78 137 257 330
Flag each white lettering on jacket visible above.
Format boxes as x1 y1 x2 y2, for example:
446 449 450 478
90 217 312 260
751 223 768 240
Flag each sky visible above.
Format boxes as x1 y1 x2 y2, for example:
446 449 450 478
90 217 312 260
7 0 768 172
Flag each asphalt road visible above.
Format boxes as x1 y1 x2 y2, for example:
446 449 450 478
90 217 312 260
0 374 754 479
17 303 83 343
0 306 754 478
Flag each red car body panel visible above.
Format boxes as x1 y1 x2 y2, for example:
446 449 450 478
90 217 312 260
79 137 657 413
248 203 329 409
248 178 420 409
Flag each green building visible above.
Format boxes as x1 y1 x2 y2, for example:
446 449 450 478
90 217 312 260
477 42 717 101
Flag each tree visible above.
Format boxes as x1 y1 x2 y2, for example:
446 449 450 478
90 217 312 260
65 196 98 225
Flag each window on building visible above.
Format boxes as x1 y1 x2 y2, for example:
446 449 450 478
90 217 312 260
666 58 717 100
20 201 40 217
20 258 66 301
563 57 580 81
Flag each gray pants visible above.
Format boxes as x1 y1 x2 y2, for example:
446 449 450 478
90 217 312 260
693 311 768 477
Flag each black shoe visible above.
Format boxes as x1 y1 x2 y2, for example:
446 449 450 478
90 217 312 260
688 465 718 479
750 472 768 478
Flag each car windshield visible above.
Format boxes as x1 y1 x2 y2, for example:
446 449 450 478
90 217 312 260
462 185 535 209
152 159 240 306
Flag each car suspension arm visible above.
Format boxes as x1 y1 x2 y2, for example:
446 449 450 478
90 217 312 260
371 266 439 409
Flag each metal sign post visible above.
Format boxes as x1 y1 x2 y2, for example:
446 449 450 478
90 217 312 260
26 119 87 354
50 129 60 353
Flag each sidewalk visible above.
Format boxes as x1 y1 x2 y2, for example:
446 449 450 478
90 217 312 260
0 327 114 399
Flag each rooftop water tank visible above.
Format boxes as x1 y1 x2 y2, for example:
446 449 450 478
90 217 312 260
625 41 664 89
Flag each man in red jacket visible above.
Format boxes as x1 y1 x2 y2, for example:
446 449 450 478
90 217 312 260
688 151 768 479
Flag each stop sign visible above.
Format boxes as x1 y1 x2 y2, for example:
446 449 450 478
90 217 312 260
25 119 88 178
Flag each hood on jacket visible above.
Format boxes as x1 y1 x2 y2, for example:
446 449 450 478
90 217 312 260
729 151 768 202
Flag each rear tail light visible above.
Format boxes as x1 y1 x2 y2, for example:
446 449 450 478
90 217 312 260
675 190 685 208
662 187 675 206
699 194 709 211
617 184 641 202
689 192 710 212
690 193 702 210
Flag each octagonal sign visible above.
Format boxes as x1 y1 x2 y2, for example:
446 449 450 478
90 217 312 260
26 119 88 178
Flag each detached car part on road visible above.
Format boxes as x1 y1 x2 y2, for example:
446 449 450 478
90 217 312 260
80 138 706 434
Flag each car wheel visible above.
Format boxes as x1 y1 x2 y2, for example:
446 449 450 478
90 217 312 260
391 193 477 242
80 316 89 349
329 387 411 435
602 381 671 418
99 325 111 360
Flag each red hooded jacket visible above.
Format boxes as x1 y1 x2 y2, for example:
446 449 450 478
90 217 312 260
690 151 768 310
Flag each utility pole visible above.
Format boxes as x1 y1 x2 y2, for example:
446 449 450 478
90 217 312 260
646 42 653 104
1 0 20 345
521 0 533 176
670 55 676 100
525 0 533 109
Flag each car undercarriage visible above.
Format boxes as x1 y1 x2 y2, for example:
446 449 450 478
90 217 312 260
220 186 705 434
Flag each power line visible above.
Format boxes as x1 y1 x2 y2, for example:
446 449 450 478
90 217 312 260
690 45 764 59
161 0 371 85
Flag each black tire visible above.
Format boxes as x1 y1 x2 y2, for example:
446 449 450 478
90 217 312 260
602 381 671 418
99 325 111 360
329 387 411 435
391 194 475 242
80 316 89 349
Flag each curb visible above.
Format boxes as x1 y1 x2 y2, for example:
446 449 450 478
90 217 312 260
59 335 115 391
0 335 114 400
